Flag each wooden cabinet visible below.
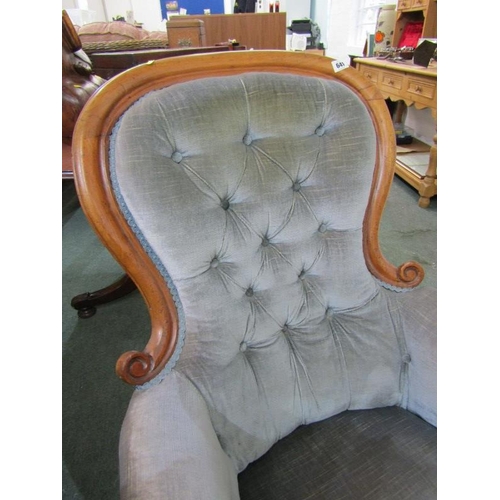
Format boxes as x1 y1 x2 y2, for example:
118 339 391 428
354 57 437 208
168 13 287 50
166 19 207 48
393 0 437 47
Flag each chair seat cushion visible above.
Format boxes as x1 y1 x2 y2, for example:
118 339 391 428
238 406 436 500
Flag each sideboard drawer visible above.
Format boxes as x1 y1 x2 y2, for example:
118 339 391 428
360 67 379 84
411 0 428 8
380 71 404 92
406 77 436 106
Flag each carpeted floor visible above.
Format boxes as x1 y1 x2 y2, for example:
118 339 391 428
62 176 436 499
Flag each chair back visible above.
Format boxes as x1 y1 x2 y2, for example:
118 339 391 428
73 51 424 470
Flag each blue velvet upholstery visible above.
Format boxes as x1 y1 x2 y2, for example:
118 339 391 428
110 72 436 499
238 406 437 500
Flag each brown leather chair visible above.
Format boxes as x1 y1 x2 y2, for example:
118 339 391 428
62 10 106 179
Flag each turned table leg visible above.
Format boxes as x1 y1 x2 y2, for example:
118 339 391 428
71 273 137 318
418 134 437 208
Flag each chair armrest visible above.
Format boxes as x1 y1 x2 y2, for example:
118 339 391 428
119 370 239 499
395 286 437 427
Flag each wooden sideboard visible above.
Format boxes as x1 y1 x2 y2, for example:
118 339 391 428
168 13 287 50
354 57 437 208
88 45 245 80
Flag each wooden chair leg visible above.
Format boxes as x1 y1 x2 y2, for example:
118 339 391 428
71 274 137 318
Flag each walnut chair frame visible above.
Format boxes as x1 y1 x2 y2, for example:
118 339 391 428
72 50 424 387
72 50 436 500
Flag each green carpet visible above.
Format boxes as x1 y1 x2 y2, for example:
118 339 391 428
379 179 437 289
62 176 436 499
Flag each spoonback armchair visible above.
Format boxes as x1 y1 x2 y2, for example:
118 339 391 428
72 51 436 499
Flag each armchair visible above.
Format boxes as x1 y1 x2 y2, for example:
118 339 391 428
72 51 436 499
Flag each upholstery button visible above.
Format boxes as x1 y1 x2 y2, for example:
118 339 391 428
171 151 183 163
240 341 248 352
210 258 219 268
292 181 301 192
318 223 327 233
326 307 334 319
221 199 230 210
243 134 252 146
402 354 412 363
299 270 306 279
282 325 290 334
245 287 254 297
315 126 325 137
261 237 270 247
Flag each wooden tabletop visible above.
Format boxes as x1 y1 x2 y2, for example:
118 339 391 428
353 57 437 78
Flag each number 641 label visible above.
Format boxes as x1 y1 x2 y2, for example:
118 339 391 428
332 58 350 73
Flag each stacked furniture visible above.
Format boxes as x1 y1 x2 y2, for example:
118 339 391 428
74 19 248 81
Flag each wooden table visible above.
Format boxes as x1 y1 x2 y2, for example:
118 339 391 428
354 57 437 208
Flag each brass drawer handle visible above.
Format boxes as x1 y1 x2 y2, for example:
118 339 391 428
388 79 394 85
415 85 422 92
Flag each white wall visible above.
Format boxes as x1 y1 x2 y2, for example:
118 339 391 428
310 0 330 53
283 0 312 26
314 0 360 59
63 0 106 25
405 107 435 146
102 0 163 30
105 0 129 21
130 0 164 31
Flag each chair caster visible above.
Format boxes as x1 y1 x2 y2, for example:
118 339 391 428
70 274 137 319
76 305 97 319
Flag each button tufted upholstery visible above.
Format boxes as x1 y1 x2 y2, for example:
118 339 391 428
111 72 424 471
72 52 436 500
